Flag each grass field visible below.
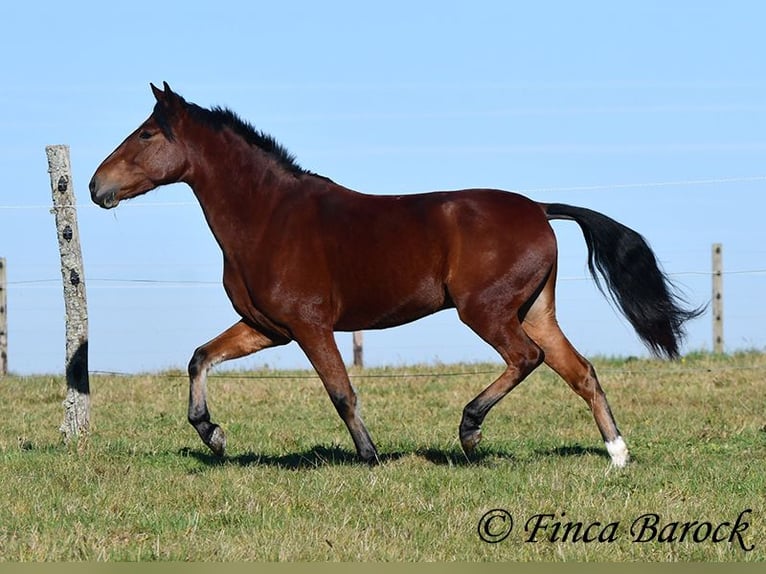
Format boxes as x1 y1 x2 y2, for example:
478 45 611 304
0 352 764 561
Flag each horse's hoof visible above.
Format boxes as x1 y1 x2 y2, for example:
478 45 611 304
207 425 227 457
460 429 482 455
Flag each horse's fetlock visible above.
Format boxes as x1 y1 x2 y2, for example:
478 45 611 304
461 405 482 430
188 408 210 426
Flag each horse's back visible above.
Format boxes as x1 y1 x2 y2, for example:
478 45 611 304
320 186 553 272
329 186 550 240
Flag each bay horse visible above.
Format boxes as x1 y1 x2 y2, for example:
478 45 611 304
90 82 700 467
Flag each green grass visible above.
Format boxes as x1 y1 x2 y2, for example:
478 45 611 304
0 353 764 561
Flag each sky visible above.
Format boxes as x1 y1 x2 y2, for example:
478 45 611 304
1 1 764 375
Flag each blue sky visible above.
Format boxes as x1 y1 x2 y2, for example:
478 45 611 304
1 1 764 374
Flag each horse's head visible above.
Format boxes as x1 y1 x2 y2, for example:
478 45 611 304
90 82 190 209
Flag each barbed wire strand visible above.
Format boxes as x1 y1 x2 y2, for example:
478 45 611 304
88 361 766 381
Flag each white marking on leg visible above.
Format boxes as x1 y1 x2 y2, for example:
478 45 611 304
605 436 629 467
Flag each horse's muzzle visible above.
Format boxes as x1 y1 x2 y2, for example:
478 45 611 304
89 176 120 209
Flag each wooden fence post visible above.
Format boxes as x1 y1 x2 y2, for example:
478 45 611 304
712 243 724 354
0 257 6 376
352 331 364 368
47 145 90 443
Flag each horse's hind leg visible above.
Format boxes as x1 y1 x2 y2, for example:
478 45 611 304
457 307 545 455
187 320 286 456
522 267 629 467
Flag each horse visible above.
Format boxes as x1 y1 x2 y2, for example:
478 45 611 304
90 82 701 467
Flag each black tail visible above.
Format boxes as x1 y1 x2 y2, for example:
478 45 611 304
544 203 703 359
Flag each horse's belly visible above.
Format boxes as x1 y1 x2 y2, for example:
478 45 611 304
334 277 451 331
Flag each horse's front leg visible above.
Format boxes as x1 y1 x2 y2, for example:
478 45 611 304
293 327 380 465
187 320 286 456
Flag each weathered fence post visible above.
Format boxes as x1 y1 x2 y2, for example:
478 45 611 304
0 257 7 376
47 145 90 443
712 243 724 354
352 331 364 368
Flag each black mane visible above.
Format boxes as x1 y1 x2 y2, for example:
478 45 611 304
154 99 324 179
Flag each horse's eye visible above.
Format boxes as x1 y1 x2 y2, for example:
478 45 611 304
139 130 153 140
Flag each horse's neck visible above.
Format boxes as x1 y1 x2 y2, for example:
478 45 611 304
185 144 292 250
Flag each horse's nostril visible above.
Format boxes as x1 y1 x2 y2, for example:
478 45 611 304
89 176 97 195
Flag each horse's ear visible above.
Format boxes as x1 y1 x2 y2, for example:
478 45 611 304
151 82 184 111
150 82 165 102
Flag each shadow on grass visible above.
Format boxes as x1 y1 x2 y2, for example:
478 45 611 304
537 444 610 461
181 444 387 470
182 444 522 470
8 439 612 469
415 446 517 467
